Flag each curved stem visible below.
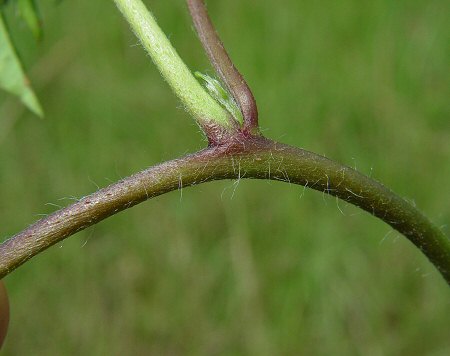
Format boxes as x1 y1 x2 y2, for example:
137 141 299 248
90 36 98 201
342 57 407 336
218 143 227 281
1 136 448 283
186 0 259 134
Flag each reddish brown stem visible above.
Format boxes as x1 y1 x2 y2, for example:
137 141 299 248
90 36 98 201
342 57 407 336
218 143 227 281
1 136 449 283
186 0 259 135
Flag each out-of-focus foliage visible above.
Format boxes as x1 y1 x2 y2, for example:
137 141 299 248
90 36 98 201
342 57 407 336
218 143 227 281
0 14 42 116
18 0 43 40
0 0 42 116
0 1 449 355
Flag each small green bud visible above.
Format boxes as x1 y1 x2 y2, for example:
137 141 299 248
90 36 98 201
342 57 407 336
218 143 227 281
195 72 244 126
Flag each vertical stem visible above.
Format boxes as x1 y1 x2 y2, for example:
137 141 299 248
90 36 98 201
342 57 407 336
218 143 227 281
113 0 231 130
186 0 259 134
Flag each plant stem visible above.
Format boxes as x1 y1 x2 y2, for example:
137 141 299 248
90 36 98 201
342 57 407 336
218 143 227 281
1 136 448 283
1 0 447 289
113 0 231 133
186 0 259 134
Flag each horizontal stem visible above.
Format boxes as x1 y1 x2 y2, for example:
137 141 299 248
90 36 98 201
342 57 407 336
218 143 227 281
1 136 449 282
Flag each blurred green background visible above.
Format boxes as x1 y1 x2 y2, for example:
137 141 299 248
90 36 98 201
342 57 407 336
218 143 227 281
1 0 449 354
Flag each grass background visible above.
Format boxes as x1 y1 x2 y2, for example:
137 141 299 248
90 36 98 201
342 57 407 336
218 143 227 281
1 0 449 354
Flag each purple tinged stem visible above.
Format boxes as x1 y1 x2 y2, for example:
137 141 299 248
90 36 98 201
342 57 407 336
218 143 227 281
0 136 449 284
186 0 259 135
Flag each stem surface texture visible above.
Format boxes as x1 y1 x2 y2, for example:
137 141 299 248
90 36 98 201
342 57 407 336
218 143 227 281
1 136 448 283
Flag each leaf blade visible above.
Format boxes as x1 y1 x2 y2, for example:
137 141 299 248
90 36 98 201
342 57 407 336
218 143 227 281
0 14 43 117
18 0 42 41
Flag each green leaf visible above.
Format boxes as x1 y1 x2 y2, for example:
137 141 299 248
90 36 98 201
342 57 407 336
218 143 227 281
18 0 42 40
0 14 43 117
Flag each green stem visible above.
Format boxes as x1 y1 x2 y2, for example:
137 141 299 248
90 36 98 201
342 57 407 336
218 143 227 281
1 136 448 283
113 0 231 131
